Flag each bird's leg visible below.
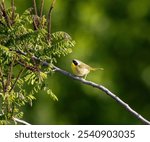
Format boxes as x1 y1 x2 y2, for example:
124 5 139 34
84 74 87 79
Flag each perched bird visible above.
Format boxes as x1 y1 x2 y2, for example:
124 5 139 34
71 59 103 79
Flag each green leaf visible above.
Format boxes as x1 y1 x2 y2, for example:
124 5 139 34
47 89 58 101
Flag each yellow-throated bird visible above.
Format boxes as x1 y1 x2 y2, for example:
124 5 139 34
71 59 103 79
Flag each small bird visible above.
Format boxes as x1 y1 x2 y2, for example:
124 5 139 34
71 59 103 79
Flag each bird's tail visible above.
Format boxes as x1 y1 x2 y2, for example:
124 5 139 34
90 67 104 71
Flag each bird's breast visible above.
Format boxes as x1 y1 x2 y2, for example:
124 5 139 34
71 63 90 76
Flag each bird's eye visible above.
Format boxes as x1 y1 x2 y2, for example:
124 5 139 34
73 60 78 65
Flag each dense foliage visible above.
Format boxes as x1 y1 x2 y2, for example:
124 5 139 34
0 0 75 124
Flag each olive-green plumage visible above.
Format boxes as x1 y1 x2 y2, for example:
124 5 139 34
71 59 103 78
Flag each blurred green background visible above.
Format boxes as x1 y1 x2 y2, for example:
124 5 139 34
5 0 150 124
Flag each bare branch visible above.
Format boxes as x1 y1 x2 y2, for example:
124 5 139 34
13 117 31 125
33 0 38 16
0 1 11 27
47 0 56 41
53 66 150 125
40 0 44 17
32 0 39 30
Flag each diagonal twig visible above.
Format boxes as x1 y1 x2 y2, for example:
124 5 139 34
53 66 150 125
9 67 25 92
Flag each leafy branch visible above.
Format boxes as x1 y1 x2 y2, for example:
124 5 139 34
0 0 75 124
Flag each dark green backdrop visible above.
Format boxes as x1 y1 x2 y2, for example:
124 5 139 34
5 0 150 124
